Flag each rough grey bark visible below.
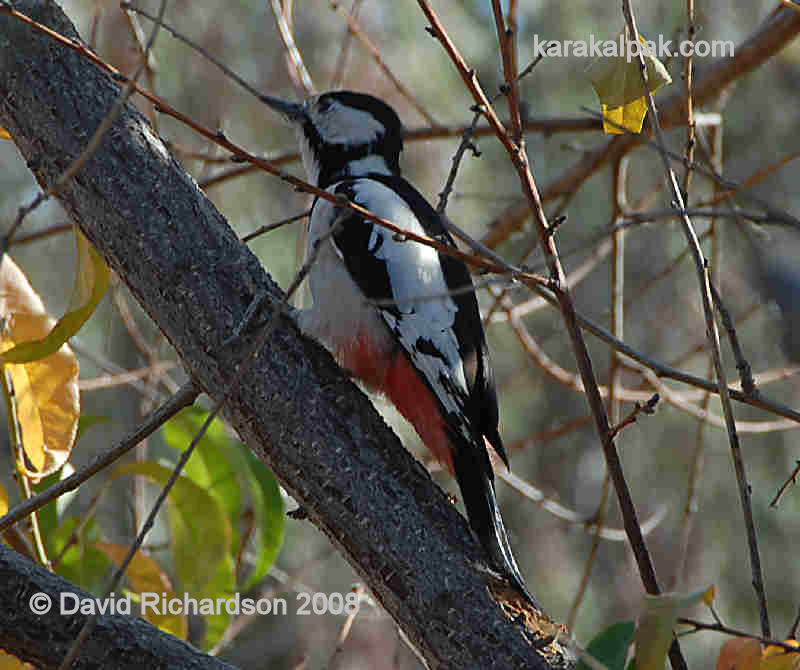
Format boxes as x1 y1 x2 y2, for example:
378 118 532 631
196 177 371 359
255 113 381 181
0 1 569 668
0 545 239 670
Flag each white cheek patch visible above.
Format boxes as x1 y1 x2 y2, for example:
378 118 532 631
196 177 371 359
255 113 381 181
311 101 385 146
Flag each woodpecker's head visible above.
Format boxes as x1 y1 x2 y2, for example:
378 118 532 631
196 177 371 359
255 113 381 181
261 90 403 188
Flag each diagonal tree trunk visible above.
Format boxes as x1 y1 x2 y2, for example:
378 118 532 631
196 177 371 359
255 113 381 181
0 1 565 668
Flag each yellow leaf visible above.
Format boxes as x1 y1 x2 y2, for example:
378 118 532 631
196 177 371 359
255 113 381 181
0 482 8 516
2 228 109 364
781 0 800 14
762 640 800 670
0 256 80 480
716 638 763 670
0 128 11 141
586 31 672 134
765 641 800 654
0 649 34 669
94 542 188 640
602 99 648 134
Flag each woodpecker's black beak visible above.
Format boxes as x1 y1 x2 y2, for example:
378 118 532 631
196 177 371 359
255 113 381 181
260 94 306 124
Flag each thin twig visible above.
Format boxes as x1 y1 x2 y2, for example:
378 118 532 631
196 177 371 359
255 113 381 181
70 338 176 400
678 617 799 654
681 0 696 195
709 280 756 395
112 282 158 362
568 155 628 631
419 7 683 667
566 472 610 632
195 109 719 196
330 1 438 126
2 0 168 259
671 123 723 590
437 49 548 217
321 585 364 670
7 222 73 246
0 382 199 534
622 0 769 640
57 396 222 670
328 0 363 89
120 2 268 102
608 394 659 441
56 138 343 667
620 208 781 225
485 195 576 325
500 278 800 427
269 0 315 95
492 468 668 540
78 361 178 392
436 107 482 215
704 149 800 208
122 5 159 129
490 0 522 145
370 274 517 310
788 607 800 639
242 210 310 243
580 105 800 231
769 461 800 508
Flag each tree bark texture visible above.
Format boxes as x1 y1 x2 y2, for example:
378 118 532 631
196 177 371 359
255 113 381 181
0 2 567 668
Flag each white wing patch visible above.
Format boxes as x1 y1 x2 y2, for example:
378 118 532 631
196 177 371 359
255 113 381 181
350 180 471 429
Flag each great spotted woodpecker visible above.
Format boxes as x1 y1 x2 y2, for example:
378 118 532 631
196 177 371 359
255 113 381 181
261 90 535 606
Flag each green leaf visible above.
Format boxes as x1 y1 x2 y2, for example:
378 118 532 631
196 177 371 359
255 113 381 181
161 408 243 556
240 447 284 590
2 229 108 364
634 587 712 670
578 621 635 670
112 460 232 594
31 464 78 540
198 553 236 650
50 516 111 594
161 407 284 590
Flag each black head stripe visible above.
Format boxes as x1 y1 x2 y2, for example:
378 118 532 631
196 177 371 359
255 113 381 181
306 92 403 188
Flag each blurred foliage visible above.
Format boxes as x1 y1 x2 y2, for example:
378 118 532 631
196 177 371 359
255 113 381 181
2 0 800 668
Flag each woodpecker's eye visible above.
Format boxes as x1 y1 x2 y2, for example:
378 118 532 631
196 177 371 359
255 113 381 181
317 98 332 112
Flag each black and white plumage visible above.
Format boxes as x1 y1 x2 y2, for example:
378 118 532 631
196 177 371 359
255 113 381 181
262 90 534 606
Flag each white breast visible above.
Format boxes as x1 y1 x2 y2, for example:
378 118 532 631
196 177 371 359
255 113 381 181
297 191 393 357
298 179 468 406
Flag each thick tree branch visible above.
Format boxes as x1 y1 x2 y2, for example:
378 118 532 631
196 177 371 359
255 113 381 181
0 1 568 668
0 545 238 670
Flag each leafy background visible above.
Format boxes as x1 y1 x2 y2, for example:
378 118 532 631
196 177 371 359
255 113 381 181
1 0 799 668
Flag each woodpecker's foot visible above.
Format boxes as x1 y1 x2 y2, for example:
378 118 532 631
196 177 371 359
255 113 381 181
223 289 270 348
290 304 314 335
287 505 309 520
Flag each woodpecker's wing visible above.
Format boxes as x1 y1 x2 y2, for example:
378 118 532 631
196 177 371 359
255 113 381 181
321 176 507 467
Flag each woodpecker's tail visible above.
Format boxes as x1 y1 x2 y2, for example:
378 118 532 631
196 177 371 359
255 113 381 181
451 441 539 609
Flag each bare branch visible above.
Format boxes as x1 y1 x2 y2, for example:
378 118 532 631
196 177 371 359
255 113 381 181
622 0 769 639
0 3 569 667
769 460 800 508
